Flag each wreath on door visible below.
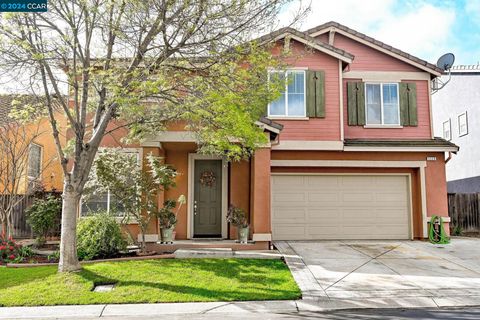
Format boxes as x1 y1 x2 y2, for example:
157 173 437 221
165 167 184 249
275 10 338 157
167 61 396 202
199 170 216 187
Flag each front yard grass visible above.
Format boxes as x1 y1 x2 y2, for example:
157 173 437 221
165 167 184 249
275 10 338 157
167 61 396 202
0 258 300 306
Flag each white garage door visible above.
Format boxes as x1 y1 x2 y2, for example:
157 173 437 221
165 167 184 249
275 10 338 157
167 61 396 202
271 175 410 240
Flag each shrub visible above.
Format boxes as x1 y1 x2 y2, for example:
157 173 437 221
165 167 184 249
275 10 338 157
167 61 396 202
0 234 20 264
452 224 463 236
47 250 60 262
26 195 61 246
226 205 248 228
157 199 178 228
77 211 127 261
16 245 35 260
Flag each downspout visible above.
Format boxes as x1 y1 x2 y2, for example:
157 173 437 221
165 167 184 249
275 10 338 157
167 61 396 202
445 152 452 164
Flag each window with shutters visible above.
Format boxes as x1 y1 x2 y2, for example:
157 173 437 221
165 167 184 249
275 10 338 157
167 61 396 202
268 70 306 117
27 143 42 179
365 83 400 125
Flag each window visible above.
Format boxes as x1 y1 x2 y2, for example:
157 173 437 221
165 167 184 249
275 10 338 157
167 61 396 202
458 112 468 136
268 70 306 117
81 149 139 216
443 119 451 141
81 192 125 216
365 83 400 125
27 144 42 179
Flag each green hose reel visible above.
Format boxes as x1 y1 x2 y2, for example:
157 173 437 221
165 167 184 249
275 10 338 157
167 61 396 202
428 215 450 244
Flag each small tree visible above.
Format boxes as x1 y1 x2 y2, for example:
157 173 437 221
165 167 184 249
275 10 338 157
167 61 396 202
0 102 51 238
85 149 177 253
26 195 61 246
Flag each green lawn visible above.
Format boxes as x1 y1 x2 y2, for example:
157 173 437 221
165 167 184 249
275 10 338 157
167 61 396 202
0 259 301 306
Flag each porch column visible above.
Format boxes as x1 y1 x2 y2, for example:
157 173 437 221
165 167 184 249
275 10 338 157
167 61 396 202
250 147 272 242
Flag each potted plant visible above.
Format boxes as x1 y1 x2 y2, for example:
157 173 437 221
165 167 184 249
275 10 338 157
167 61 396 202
157 195 185 244
226 205 249 244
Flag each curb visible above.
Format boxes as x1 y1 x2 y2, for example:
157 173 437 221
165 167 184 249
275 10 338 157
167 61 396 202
2 297 480 319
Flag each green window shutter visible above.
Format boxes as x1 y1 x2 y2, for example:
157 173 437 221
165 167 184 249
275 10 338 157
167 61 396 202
306 70 325 118
315 70 325 118
407 83 417 126
347 81 365 125
399 82 418 126
306 70 316 117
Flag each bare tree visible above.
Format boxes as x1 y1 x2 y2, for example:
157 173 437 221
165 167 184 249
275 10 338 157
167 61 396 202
0 117 46 238
0 0 304 272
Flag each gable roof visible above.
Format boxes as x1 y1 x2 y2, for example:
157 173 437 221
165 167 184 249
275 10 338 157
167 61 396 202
305 21 443 76
254 27 354 63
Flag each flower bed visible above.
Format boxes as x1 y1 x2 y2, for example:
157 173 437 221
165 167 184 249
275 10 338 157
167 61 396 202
0 234 21 264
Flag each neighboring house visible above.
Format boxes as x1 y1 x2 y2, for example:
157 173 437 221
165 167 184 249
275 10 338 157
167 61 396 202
432 64 480 193
0 95 65 194
115 21 457 248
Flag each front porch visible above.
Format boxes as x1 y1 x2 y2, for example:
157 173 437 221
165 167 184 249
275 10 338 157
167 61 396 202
134 129 275 250
146 239 270 253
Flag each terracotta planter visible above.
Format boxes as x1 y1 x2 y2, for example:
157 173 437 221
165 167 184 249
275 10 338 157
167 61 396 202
237 226 249 244
160 227 175 244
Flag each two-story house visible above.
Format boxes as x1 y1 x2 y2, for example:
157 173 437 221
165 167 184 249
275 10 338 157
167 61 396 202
432 64 479 193
131 21 457 250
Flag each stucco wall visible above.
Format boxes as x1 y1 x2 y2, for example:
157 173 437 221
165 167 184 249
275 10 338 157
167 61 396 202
432 72 480 185
270 41 341 141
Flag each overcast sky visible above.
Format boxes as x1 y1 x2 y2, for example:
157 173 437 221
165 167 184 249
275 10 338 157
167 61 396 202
279 0 480 66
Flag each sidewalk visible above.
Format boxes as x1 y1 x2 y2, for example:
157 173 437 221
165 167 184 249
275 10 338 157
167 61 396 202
3 296 480 319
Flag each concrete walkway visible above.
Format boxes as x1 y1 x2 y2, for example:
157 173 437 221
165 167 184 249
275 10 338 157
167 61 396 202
276 238 480 310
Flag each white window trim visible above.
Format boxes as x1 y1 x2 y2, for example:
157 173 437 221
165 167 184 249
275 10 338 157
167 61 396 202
443 119 452 141
267 69 306 118
27 143 43 180
458 111 468 137
365 82 400 126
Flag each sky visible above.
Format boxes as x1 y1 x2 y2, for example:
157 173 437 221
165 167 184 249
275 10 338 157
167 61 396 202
279 0 480 66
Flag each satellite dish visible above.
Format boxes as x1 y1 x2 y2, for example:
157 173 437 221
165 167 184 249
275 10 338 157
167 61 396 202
432 53 455 94
436 53 455 71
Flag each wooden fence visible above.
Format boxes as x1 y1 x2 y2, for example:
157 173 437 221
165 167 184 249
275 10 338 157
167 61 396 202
1 193 62 239
448 193 480 233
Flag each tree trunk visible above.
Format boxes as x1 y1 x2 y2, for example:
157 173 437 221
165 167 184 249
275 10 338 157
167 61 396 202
58 186 82 272
141 231 146 254
1 218 6 237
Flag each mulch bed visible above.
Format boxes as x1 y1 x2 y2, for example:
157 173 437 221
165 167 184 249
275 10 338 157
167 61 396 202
6 252 174 268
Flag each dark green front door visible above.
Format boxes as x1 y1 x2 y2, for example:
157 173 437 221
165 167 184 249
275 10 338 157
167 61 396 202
194 159 222 237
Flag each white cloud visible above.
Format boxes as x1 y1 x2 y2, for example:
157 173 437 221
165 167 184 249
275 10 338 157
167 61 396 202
465 0 480 24
279 0 456 64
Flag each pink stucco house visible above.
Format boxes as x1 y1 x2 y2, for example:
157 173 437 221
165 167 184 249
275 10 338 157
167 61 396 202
84 22 458 250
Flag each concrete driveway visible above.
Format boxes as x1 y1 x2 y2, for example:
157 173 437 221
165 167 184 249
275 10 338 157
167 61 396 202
276 238 480 310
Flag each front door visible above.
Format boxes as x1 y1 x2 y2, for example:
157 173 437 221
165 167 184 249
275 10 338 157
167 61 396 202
193 159 223 237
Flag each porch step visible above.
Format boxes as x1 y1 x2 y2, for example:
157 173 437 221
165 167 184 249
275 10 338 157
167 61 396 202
147 240 270 253
175 248 233 258
174 248 282 259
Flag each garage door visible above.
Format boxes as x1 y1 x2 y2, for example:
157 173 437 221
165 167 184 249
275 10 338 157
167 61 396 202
271 175 410 240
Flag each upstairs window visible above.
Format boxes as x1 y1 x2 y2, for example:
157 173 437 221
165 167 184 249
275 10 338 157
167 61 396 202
443 119 451 141
365 83 399 125
458 112 468 136
27 144 42 179
268 70 306 117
